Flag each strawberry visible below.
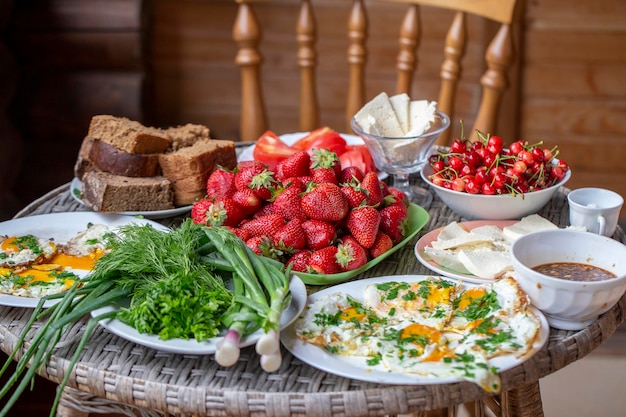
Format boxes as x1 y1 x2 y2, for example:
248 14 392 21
280 177 307 193
235 161 278 200
385 186 409 209
253 201 275 218
248 170 279 200
245 235 275 257
340 180 368 208
369 231 394 258
307 246 341 275
231 188 262 216
206 168 236 199
273 185 307 221
190 197 245 227
336 236 368 271
310 148 341 180
286 249 312 272
301 219 336 250
312 167 338 184
301 182 349 222
191 199 212 225
379 204 409 243
225 226 251 242
346 205 380 248
275 151 311 180
240 213 285 238
362 171 383 206
273 218 307 252
338 166 364 184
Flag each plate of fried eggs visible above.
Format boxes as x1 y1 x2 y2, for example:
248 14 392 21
282 274 548 391
0 212 168 307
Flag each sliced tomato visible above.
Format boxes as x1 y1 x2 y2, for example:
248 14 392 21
253 130 298 171
293 127 347 156
339 145 377 174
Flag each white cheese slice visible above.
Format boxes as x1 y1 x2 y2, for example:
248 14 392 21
437 221 470 241
470 225 512 244
389 93 410 134
354 92 405 137
457 249 514 279
406 100 438 136
502 214 558 240
429 232 494 251
423 247 473 275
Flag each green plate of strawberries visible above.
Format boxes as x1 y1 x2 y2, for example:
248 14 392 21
293 203 429 286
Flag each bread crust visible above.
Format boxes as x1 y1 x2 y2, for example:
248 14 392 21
74 136 96 180
89 139 161 177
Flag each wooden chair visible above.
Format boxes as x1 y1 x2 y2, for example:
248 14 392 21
233 0 524 145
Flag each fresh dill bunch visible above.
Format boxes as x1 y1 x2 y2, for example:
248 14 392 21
88 219 233 341
91 219 231 301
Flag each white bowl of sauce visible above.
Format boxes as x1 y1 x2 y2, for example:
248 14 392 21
510 229 626 330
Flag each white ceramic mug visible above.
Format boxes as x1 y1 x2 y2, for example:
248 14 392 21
567 188 624 236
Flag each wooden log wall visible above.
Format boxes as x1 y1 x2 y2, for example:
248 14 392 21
1 0 625 222
2 0 150 217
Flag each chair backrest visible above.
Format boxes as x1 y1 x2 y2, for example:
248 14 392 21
233 0 524 145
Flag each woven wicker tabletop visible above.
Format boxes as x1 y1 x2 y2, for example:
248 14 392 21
1 180 625 417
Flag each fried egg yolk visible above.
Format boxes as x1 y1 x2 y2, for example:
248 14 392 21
50 248 106 271
398 323 452 362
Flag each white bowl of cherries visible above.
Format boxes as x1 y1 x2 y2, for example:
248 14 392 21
420 134 571 220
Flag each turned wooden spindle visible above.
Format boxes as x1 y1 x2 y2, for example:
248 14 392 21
297 0 319 132
233 1 266 142
346 0 367 130
472 23 515 141
436 11 467 146
395 4 420 96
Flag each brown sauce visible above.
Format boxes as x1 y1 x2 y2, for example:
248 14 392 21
532 262 616 282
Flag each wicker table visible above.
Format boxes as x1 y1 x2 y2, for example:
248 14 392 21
2 181 625 417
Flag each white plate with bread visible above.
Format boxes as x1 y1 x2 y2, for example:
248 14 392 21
71 115 239 219
70 177 193 220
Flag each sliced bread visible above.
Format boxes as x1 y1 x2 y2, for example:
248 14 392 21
159 139 236 178
159 139 237 205
74 136 96 180
81 171 174 212
164 123 211 151
89 139 161 177
88 115 170 154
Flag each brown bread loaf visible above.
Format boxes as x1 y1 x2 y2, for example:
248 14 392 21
159 139 237 205
81 171 174 212
88 139 161 177
88 115 170 154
